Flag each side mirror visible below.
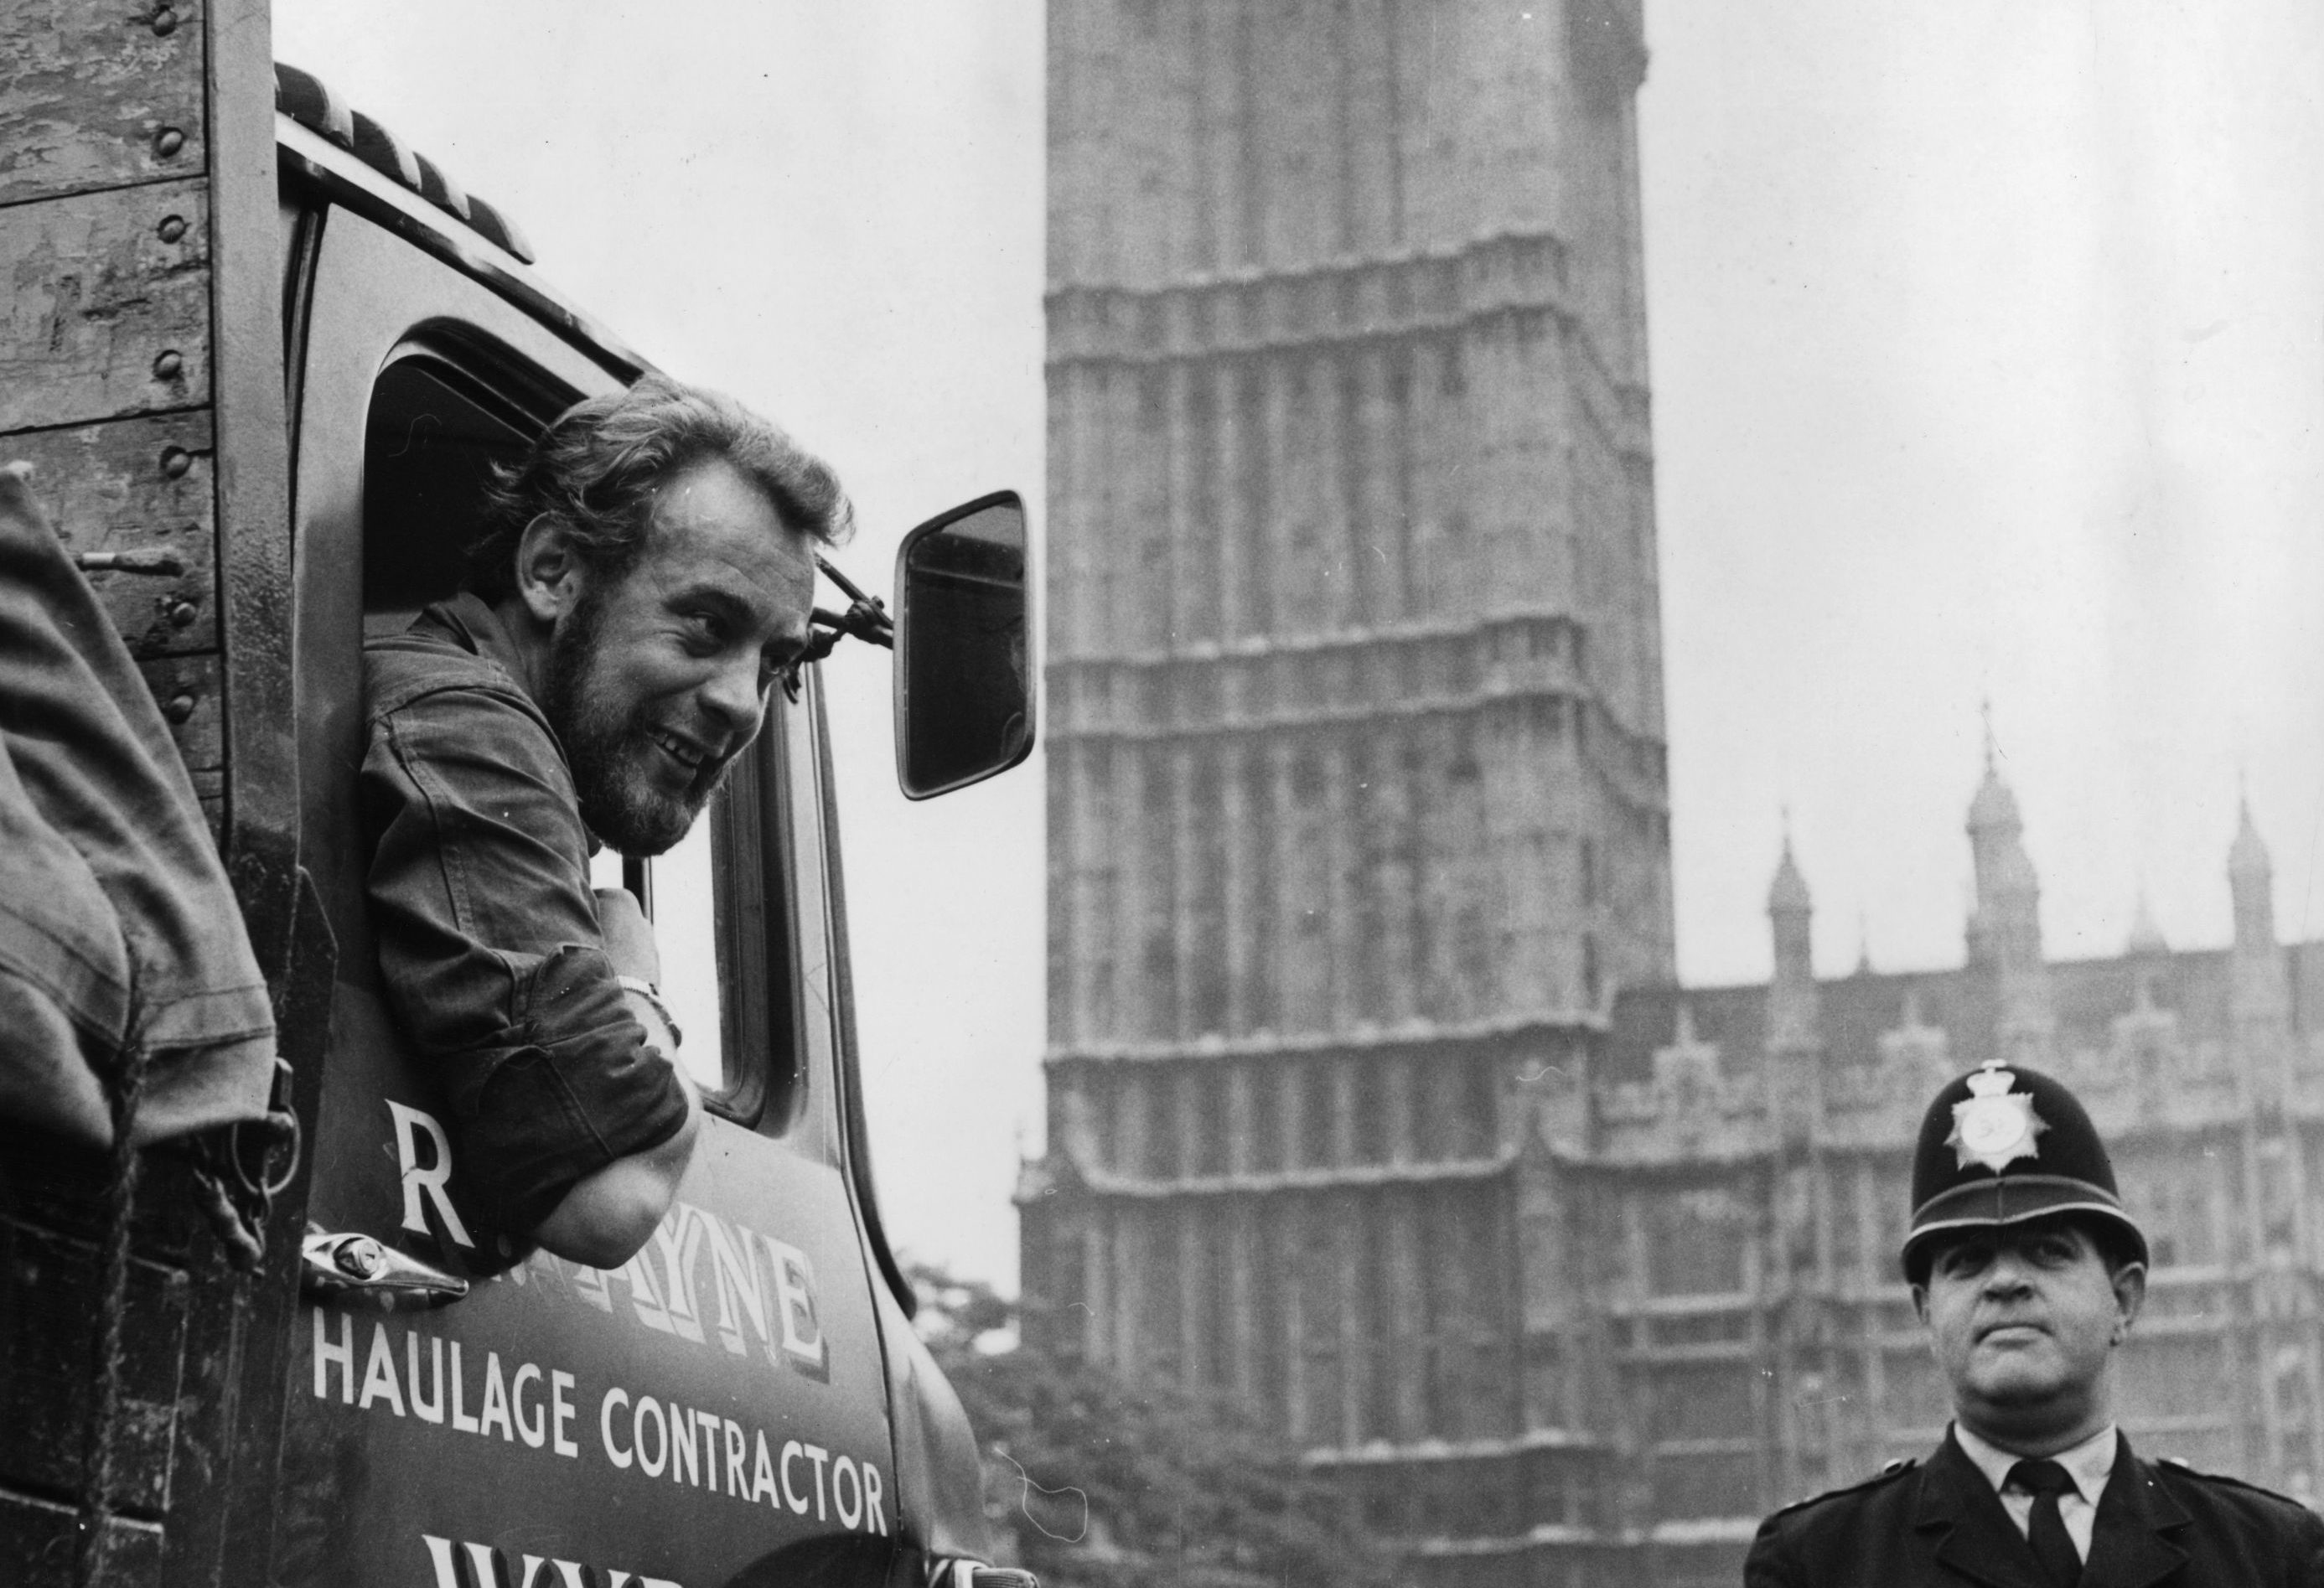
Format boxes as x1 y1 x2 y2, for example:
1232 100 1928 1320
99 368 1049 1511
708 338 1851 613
893 490 1033 799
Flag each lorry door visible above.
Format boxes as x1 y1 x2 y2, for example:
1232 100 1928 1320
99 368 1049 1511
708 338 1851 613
279 193 898 1588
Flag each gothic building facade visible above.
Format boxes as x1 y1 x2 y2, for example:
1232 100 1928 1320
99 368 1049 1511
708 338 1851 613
1025 0 1669 1581
1030 742 2324 1586
1526 772 2324 1586
1022 3 2323 1585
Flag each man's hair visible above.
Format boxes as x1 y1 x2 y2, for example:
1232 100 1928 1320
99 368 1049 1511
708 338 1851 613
466 374 853 603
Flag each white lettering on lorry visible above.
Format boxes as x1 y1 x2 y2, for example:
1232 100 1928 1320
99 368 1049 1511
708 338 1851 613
422 1534 682 1588
388 1102 474 1248
367 1115 831 1389
605 1205 826 1378
314 1316 889 1531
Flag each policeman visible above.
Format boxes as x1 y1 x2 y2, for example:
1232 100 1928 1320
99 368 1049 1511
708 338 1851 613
1745 1058 2324 1586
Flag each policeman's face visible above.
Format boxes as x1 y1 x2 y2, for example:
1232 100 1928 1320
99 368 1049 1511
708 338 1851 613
544 456 815 856
1913 1218 2144 1442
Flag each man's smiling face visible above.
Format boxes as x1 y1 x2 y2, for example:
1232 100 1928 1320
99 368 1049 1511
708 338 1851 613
543 454 815 856
1913 1216 2142 1441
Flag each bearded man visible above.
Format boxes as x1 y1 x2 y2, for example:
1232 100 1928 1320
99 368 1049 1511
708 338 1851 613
361 375 847 1266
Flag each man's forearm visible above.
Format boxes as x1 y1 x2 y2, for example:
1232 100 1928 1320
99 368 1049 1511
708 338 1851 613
530 896 700 1267
533 1074 702 1268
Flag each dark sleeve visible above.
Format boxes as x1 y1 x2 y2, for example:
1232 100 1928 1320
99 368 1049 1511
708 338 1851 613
361 680 688 1233
1742 1511 1802 1588
2291 1502 2324 1586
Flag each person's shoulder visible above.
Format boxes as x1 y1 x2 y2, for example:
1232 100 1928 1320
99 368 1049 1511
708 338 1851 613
365 603 537 724
2143 1453 2324 1538
1746 1458 1922 1585
1757 1456 1920 1536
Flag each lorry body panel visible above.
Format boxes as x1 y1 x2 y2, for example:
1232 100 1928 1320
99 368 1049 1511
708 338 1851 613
2 3 308 1584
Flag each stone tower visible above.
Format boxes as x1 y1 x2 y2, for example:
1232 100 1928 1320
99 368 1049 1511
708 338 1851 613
1023 0 1669 1576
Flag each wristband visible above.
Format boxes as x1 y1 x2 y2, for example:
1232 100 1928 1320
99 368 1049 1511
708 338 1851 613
616 975 684 1050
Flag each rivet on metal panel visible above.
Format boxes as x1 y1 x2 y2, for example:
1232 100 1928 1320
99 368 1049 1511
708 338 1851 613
160 447 192 479
163 693 198 725
155 127 185 158
334 1238 386 1280
167 600 199 628
157 214 188 243
150 7 178 35
153 349 184 380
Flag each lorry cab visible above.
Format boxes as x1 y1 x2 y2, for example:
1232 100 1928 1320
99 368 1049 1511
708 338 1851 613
0 28 1022 1583
267 67 1027 1588
264 65 1033 1588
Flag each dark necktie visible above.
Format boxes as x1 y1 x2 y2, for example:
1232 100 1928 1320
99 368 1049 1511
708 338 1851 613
2006 1458 2083 1588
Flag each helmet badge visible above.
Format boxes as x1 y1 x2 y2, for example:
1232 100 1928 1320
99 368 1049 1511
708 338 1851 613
1947 1059 2047 1174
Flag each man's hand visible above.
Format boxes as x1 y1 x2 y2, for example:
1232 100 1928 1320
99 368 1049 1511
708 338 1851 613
595 883 686 1068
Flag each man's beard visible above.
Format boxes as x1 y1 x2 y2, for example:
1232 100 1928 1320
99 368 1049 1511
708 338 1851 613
540 587 728 856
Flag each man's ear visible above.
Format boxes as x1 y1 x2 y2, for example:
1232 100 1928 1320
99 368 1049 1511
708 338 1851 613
2111 1261 2147 1340
513 515 587 624
1909 1282 1931 1327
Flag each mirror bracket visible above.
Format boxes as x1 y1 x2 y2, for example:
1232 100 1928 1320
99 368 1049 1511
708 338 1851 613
783 556 895 700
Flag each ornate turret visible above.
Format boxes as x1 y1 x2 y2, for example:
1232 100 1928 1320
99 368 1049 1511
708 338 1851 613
2126 888 2168 959
1767 829 1816 1047
1962 716 2050 1058
1965 734 2042 970
2226 799 2290 1063
2230 798 2275 950
1764 826 1820 1144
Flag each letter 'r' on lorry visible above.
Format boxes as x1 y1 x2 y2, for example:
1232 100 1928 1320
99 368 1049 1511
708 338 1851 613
0 14 1033 1588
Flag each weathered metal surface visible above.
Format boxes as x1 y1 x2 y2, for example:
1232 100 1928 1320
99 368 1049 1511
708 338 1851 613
0 178 211 434
208 0 299 998
135 649 221 776
0 1128 212 1268
0 1491 163 1588
2 411 217 655
0 9 303 1588
0 0 207 208
0 1219 190 1514
197 11 313 1572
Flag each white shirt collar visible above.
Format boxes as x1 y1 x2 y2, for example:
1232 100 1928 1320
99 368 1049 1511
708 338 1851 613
1954 1420 2119 1503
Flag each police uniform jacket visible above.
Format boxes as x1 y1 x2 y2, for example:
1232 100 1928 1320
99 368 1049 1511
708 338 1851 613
1743 1428 2324 1587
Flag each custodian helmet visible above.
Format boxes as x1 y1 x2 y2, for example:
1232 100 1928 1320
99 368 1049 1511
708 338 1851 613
1900 1058 2148 1285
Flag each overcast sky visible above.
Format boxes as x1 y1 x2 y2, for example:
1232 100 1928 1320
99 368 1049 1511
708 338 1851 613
273 2 2324 1292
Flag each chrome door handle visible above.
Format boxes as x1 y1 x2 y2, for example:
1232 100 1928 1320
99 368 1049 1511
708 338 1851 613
300 1226 468 1308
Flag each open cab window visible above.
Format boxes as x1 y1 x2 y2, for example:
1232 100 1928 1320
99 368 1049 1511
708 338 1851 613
363 351 811 1133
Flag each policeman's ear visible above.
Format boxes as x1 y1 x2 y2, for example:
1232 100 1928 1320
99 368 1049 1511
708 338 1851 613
513 514 587 625
1908 1283 1931 1326
2109 1261 2147 1341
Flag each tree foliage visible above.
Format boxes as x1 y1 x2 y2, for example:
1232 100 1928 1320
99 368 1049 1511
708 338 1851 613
910 1266 1401 1588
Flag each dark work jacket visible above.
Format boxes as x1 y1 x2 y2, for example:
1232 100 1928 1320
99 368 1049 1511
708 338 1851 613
362 595 687 1233
1744 1428 2324 1588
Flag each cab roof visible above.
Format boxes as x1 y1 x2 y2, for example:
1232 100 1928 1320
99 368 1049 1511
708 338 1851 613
274 61 654 382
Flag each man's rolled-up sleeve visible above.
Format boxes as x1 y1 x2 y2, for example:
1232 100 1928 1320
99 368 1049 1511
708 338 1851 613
360 681 689 1234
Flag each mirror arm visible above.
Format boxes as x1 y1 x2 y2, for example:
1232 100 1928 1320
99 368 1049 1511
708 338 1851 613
783 559 895 702
813 556 895 650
